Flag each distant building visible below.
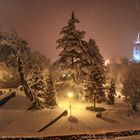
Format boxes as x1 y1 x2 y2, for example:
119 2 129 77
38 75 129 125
105 58 122 65
133 33 140 62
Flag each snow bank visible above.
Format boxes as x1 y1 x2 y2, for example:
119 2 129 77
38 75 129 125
0 92 16 106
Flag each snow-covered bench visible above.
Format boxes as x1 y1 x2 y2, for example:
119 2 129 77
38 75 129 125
0 92 16 106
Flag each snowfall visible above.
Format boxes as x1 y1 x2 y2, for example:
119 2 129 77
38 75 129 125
0 89 140 139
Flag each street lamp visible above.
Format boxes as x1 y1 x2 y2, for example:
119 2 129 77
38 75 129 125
68 92 73 116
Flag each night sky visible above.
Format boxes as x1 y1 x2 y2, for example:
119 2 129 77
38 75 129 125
0 0 140 62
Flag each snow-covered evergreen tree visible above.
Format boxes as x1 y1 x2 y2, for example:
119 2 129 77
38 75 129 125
56 11 85 63
28 66 57 108
83 63 105 109
45 72 57 107
80 39 106 78
27 65 46 96
82 40 106 106
53 12 106 104
54 12 106 81
107 79 116 105
55 11 86 83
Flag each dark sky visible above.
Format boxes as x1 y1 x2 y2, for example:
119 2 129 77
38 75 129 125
0 0 140 62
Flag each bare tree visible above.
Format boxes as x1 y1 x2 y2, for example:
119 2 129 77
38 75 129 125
122 64 140 112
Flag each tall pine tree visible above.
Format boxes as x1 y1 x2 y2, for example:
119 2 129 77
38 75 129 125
45 72 57 107
83 63 105 109
107 79 116 105
55 11 86 82
54 12 106 104
82 39 106 106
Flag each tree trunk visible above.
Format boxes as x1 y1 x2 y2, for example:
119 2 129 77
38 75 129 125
17 54 34 101
71 54 74 70
93 97 96 109
132 103 137 112
17 54 45 109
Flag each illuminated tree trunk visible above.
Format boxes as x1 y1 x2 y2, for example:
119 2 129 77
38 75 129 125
17 54 33 100
93 97 96 109
17 53 45 109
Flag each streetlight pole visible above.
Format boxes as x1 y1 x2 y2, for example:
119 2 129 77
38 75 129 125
70 98 72 116
68 91 74 131
68 92 73 117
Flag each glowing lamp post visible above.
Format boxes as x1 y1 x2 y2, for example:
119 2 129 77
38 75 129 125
68 92 73 116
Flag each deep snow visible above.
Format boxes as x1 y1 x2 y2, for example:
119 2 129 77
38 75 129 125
0 91 140 138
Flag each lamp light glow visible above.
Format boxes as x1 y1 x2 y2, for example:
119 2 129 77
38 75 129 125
68 92 73 98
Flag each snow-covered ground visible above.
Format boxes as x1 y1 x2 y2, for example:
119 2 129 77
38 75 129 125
0 91 140 138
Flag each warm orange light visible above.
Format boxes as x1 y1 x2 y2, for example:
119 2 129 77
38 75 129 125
68 92 73 98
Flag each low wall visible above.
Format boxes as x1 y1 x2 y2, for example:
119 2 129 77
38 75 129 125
0 92 16 106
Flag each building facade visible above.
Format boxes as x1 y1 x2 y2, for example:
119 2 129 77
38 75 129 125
133 33 140 62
